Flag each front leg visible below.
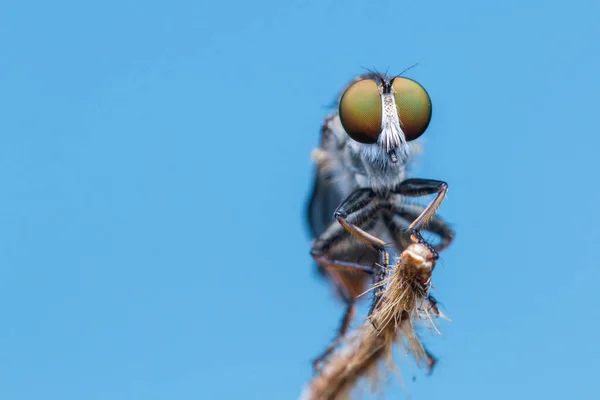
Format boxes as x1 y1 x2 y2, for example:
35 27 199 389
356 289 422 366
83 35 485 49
333 189 388 254
313 188 390 277
310 188 392 370
333 189 394 318
394 179 449 258
387 202 455 252
310 189 382 372
310 188 383 276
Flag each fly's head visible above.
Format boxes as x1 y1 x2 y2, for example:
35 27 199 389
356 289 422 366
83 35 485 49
338 72 432 168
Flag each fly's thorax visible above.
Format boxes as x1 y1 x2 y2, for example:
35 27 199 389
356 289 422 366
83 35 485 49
326 114 350 148
366 160 407 195
313 113 366 199
325 115 369 184
345 138 408 193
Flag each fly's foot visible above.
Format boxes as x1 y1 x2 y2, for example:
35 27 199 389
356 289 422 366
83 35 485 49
425 353 437 375
312 347 332 373
312 355 326 374
407 228 439 260
311 337 343 374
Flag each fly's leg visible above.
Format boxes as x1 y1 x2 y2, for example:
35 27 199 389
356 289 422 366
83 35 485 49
387 203 453 318
311 224 376 370
311 295 356 371
426 294 441 315
367 255 389 321
394 179 449 259
394 203 454 252
333 189 388 255
425 294 451 321
310 188 388 371
333 188 392 320
310 189 381 275
382 190 450 377
423 345 437 375
311 188 388 283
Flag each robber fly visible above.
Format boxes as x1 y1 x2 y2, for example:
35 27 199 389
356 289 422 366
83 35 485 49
306 71 454 370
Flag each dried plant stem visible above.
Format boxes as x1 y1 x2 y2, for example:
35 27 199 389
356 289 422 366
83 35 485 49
300 243 444 400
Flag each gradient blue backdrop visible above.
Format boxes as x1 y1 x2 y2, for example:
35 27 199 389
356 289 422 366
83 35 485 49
1 0 598 399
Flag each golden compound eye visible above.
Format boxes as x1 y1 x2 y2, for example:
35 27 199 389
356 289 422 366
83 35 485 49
391 77 432 141
338 79 382 144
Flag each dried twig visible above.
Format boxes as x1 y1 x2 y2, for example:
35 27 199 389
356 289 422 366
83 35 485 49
300 243 446 400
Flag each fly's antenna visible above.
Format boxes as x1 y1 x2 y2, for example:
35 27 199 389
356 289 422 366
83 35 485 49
394 62 420 79
363 66 387 83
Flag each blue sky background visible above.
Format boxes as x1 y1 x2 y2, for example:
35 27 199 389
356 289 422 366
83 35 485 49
1 0 599 399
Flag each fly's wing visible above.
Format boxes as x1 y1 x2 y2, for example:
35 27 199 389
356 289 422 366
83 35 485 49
306 114 375 301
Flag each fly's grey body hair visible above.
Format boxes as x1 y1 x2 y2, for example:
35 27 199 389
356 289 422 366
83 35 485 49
327 112 419 197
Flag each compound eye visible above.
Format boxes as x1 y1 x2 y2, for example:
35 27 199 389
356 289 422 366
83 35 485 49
338 79 382 144
392 77 432 141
